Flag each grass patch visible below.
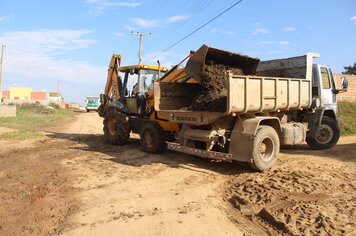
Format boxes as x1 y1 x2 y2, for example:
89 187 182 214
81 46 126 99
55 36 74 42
0 131 44 140
0 104 74 140
338 101 356 136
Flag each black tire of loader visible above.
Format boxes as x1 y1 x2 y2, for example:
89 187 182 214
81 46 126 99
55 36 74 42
140 122 165 154
103 109 131 145
306 116 340 150
249 125 280 171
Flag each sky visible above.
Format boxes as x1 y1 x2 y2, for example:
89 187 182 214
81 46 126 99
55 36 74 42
0 0 355 104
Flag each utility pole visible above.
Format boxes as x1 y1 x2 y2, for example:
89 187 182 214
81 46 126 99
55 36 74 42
0 45 6 103
131 32 151 64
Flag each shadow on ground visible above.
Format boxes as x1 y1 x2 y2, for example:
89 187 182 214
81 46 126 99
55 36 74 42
45 132 256 175
280 141 356 163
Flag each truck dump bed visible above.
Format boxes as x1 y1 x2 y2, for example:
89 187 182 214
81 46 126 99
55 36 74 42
154 53 319 125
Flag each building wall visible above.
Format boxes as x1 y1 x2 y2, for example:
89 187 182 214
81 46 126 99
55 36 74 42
1 91 9 99
3 100 51 106
9 87 32 100
31 91 49 100
0 105 16 117
334 73 356 102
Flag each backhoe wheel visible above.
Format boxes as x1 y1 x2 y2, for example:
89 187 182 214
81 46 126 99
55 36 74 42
140 122 165 154
103 109 131 145
249 125 280 171
306 116 340 150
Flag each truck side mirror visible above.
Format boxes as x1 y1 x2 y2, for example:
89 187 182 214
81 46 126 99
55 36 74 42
341 77 348 90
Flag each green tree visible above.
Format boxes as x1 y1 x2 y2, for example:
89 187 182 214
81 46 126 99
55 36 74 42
343 63 356 75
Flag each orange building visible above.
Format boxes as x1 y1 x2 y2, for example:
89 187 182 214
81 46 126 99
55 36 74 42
1 91 9 99
31 91 49 100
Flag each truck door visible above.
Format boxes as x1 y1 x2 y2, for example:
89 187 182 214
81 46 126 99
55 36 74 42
319 66 335 107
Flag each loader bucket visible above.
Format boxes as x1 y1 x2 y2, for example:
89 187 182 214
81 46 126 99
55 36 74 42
185 45 260 82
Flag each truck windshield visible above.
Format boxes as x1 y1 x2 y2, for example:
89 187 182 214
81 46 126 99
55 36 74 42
88 99 98 104
320 67 331 89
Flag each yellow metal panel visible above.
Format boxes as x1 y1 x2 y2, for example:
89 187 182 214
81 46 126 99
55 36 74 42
119 64 168 72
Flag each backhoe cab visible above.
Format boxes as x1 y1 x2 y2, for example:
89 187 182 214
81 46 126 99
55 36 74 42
98 54 177 153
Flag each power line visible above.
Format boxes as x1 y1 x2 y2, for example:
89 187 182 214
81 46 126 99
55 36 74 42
152 0 244 59
147 0 214 50
145 0 211 50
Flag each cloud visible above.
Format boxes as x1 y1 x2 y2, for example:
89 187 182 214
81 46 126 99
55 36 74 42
350 16 356 23
0 15 14 22
257 41 290 45
85 0 142 16
252 28 270 35
248 50 282 56
143 51 180 68
0 29 106 87
284 26 295 32
123 24 134 31
210 28 234 35
167 15 190 23
114 32 124 37
131 18 159 28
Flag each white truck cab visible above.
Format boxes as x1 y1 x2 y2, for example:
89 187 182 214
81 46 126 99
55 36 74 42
308 64 348 149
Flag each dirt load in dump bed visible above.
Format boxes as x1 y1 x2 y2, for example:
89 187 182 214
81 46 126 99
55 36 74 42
183 45 259 112
190 63 245 112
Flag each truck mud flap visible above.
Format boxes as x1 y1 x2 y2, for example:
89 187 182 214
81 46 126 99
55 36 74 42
167 142 232 162
306 107 325 138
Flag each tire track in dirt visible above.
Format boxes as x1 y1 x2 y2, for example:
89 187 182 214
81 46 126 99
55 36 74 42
223 139 356 235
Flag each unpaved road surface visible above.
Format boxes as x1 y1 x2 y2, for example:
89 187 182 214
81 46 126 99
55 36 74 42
0 112 355 235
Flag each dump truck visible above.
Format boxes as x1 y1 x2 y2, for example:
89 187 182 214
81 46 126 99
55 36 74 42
85 96 100 112
153 45 348 171
99 45 347 171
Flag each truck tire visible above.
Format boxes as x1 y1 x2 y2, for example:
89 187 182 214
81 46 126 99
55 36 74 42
140 122 165 154
103 109 131 145
306 116 339 150
249 125 280 171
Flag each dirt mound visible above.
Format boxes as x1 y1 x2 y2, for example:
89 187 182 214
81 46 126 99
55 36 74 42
190 64 244 112
224 167 356 235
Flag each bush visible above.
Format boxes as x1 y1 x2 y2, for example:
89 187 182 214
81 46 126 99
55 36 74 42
338 101 356 136
49 102 60 109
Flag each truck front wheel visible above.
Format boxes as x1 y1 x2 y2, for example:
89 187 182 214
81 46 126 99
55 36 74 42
306 116 340 150
249 125 280 171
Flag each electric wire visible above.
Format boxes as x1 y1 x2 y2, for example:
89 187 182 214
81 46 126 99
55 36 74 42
151 0 244 59
144 0 209 49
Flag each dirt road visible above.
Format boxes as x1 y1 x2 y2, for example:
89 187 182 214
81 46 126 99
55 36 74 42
0 112 355 235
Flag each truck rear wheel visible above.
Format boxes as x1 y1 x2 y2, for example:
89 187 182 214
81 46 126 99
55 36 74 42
140 122 165 154
306 116 339 150
103 109 131 145
249 125 280 171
